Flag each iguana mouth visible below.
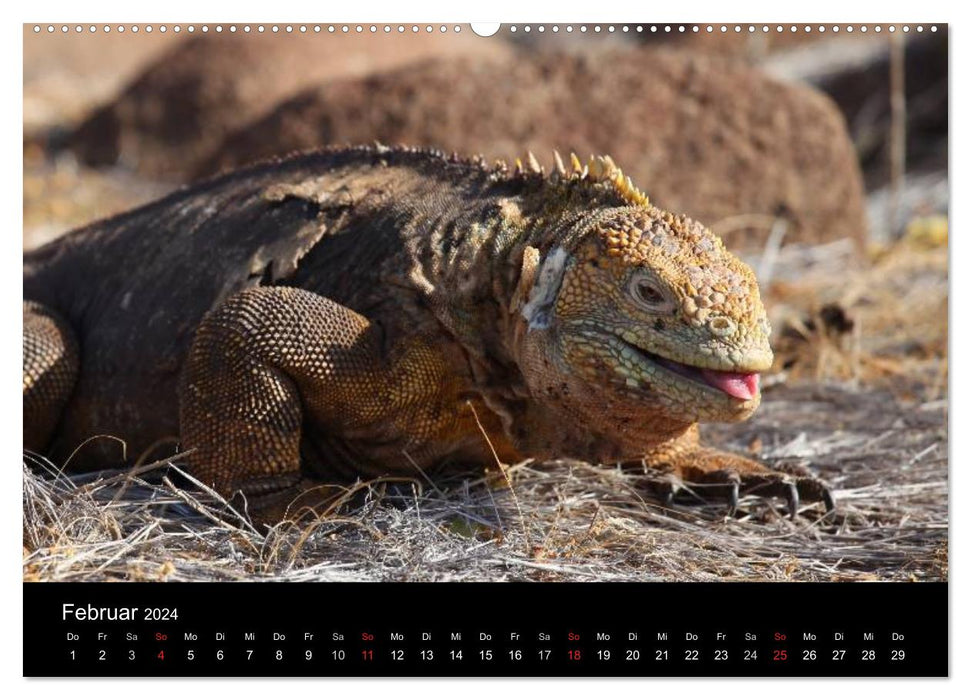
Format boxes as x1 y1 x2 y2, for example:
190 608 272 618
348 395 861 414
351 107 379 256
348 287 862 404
622 341 760 401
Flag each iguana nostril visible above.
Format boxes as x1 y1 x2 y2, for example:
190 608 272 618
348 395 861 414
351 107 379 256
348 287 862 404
708 316 736 337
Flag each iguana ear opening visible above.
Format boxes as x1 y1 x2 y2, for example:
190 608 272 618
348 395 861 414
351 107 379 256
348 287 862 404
520 246 569 331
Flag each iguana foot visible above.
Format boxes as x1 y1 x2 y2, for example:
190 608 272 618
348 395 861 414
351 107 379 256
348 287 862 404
647 457 834 519
639 427 834 519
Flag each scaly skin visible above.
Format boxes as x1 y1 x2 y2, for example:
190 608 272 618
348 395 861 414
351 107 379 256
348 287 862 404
23 145 832 524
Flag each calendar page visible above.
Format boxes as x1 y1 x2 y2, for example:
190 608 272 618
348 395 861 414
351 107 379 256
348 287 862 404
22 19 949 677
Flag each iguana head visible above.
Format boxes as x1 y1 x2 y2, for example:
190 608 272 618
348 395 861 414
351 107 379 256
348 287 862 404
514 168 772 447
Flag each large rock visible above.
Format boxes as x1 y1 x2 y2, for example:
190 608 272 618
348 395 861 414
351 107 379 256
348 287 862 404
67 33 510 179
24 27 179 137
199 46 867 251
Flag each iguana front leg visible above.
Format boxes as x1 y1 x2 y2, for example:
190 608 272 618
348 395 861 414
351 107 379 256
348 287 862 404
180 286 405 524
641 425 834 518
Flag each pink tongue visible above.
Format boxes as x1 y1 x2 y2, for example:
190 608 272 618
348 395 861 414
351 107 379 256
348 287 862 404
699 370 760 400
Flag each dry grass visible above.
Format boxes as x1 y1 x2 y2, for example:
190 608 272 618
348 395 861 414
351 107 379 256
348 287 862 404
758 231 947 400
23 385 946 583
22 236 948 583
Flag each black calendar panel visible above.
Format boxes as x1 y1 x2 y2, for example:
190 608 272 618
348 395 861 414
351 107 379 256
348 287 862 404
24 582 946 676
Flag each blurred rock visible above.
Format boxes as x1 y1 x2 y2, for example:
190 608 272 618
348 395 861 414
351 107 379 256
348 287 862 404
66 33 510 179
24 27 179 137
631 23 846 59
198 46 866 252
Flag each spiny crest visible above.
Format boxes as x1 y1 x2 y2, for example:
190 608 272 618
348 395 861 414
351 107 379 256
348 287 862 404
282 143 650 208
499 150 651 208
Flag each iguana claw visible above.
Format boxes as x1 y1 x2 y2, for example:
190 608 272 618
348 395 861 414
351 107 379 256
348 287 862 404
727 478 740 516
638 437 835 520
785 481 799 519
742 472 836 520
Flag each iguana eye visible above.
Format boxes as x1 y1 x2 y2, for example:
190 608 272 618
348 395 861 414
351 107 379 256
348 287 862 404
629 273 669 310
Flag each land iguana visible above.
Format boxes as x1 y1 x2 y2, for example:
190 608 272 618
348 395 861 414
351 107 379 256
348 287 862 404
23 145 833 523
